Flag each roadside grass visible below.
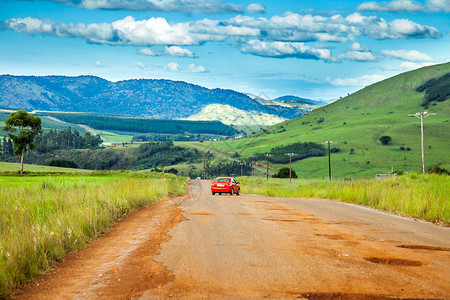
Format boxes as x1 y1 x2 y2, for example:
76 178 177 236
238 173 449 225
0 162 88 173
0 172 188 298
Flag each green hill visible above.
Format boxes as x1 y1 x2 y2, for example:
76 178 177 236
201 62 450 178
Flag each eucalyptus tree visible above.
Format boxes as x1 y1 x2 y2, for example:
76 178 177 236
3 110 42 174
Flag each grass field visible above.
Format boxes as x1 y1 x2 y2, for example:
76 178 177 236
0 162 88 173
238 174 450 225
201 63 450 178
0 171 188 298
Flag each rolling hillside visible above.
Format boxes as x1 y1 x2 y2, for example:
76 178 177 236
0 75 312 124
201 62 450 178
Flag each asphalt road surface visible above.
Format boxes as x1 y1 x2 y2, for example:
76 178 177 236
16 180 450 299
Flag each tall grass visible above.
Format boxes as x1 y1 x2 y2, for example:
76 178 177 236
239 174 449 225
0 172 188 298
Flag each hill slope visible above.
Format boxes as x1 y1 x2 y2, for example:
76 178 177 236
203 62 450 178
0 75 310 123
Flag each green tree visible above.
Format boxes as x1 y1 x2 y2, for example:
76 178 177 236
273 167 298 178
3 110 42 174
379 135 392 145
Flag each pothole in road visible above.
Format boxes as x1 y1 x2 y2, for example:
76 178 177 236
398 245 450 251
190 212 214 216
364 257 423 266
315 234 345 240
300 292 390 300
262 218 303 222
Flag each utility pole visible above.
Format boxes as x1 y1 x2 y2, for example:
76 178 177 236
265 154 272 180
323 141 335 180
240 161 244 177
285 153 296 184
408 112 436 173
250 155 254 177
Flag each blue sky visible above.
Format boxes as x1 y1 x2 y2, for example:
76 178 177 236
0 0 449 100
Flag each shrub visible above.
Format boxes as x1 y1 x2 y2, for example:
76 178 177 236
426 166 450 175
273 167 298 178
379 135 392 145
49 159 78 168
166 168 179 175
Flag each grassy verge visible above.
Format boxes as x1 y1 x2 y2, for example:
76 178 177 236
238 173 449 225
0 171 188 298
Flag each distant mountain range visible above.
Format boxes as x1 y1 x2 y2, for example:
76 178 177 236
0 75 322 125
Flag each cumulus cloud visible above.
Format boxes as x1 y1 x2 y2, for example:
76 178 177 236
187 64 207 72
331 74 386 86
339 42 376 62
1 12 440 49
46 0 243 13
358 0 450 12
357 0 424 12
138 46 197 57
138 48 158 56
427 0 450 12
380 49 433 61
382 61 436 70
166 62 180 72
246 3 267 13
164 46 197 58
242 40 334 61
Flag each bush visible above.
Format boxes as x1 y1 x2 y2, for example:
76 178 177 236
48 159 78 168
166 168 179 175
426 166 450 175
391 169 404 175
379 135 392 145
273 167 298 178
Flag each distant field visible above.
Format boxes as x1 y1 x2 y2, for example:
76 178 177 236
202 63 450 178
0 162 88 173
0 171 188 297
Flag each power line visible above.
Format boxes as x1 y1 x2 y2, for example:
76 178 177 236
408 111 436 174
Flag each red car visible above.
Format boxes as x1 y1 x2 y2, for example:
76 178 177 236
211 177 240 195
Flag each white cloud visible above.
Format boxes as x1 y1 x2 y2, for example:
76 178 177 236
138 48 158 56
349 42 369 52
2 13 440 49
339 51 377 62
382 61 436 70
187 64 207 73
95 60 108 67
358 0 424 12
358 0 450 12
164 46 197 58
132 62 149 70
339 43 376 62
380 49 433 62
47 0 243 13
241 40 334 61
427 0 450 12
331 74 386 86
166 62 180 72
246 3 267 13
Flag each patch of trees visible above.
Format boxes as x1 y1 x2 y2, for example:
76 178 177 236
134 142 202 170
252 142 326 164
34 127 102 153
207 161 252 177
39 113 238 136
416 73 450 108
0 136 14 157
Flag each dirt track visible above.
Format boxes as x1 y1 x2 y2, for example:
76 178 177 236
15 180 450 299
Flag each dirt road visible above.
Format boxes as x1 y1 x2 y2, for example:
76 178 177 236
16 180 450 299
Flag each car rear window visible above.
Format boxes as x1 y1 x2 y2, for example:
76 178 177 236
214 178 230 183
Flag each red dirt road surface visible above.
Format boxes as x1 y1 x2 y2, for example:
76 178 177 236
15 180 450 299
